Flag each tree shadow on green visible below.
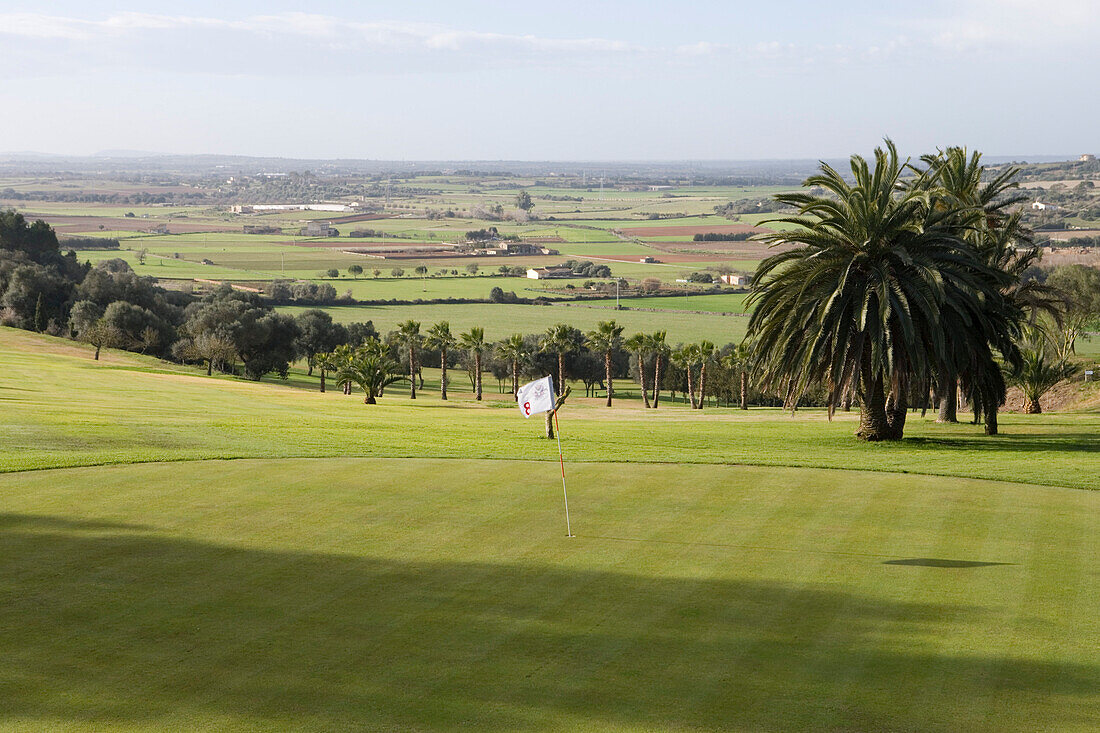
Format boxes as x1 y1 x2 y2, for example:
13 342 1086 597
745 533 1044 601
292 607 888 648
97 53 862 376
901 432 1100 454
883 558 1013 568
1 513 1096 731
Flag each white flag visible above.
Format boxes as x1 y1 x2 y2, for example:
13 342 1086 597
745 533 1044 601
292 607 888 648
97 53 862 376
517 376 556 418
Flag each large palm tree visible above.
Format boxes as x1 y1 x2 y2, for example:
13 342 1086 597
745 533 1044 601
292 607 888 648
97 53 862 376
623 332 651 408
671 344 701 408
496 333 529 397
394 320 422 399
541 323 577 396
732 342 753 410
913 147 1033 428
695 340 716 409
647 331 668 408
748 141 1006 441
458 326 487 401
424 321 456 400
585 320 624 407
314 350 339 393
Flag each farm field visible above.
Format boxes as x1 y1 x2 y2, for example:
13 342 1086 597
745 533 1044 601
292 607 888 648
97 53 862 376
593 293 752 313
1 328 1099 731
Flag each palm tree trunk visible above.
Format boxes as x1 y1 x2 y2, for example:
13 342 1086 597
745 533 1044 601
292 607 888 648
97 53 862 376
885 390 907 440
985 405 999 435
475 352 482 401
440 346 447 400
511 359 519 396
937 371 958 423
855 372 891 441
697 363 707 410
652 354 662 408
320 369 326 393
739 370 748 410
545 409 554 439
557 353 565 397
638 354 651 408
409 347 416 399
1024 397 1042 414
604 350 613 407
686 366 697 409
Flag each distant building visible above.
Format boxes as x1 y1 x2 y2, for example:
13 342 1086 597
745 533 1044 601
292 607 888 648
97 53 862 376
639 256 658 263
1031 200 1062 211
146 223 169 234
499 241 544 256
303 221 339 237
527 266 573 280
720 273 749 286
1080 154 1096 162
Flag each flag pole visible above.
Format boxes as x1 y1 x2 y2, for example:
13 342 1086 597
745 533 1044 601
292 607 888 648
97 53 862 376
552 408 573 537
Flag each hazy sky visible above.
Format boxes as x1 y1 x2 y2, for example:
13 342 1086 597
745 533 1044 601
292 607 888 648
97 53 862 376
1 0 1096 160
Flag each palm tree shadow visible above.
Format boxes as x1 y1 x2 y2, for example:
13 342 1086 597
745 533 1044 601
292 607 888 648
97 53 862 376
904 432 1100 454
883 558 1013 568
0 513 1095 731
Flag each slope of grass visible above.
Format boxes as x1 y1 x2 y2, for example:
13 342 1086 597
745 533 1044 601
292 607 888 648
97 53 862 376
0 458 1097 731
2 328 1097 489
2 328 1099 730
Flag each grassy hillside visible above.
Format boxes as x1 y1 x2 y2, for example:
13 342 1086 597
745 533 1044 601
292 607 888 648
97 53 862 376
1 328 1098 731
3 327 1097 488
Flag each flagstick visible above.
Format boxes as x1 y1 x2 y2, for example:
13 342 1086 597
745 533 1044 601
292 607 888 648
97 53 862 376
552 408 573 538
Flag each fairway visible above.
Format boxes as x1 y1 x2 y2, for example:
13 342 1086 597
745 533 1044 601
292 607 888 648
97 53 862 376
2 458 1097 731
1 327 1099 731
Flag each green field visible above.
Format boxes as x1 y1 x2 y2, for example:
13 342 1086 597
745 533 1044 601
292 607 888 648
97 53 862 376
596 293 752 313
1 328 1099 730
278 302 750 343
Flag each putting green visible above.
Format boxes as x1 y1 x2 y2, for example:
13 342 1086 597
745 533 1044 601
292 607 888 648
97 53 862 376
1 458 1096 731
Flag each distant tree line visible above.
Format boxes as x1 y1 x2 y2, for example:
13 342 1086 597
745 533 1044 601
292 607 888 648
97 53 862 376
714 198 792 217
693 232 752 241
59 236 121 249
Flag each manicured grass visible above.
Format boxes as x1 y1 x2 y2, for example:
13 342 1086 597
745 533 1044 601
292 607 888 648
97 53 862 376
1 329 1099 730
2 328 1097 491
1 459 1097 731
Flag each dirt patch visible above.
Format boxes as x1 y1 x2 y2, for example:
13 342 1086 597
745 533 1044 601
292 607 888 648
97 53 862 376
1004 379 1100 413
1043 229 1100 240
1041 249 1100 267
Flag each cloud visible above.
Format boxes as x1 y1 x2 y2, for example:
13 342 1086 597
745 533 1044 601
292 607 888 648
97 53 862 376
0 11 635 56
919 0 1100 51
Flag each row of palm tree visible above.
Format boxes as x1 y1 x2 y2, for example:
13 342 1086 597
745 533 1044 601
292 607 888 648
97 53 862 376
312 316 751 409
